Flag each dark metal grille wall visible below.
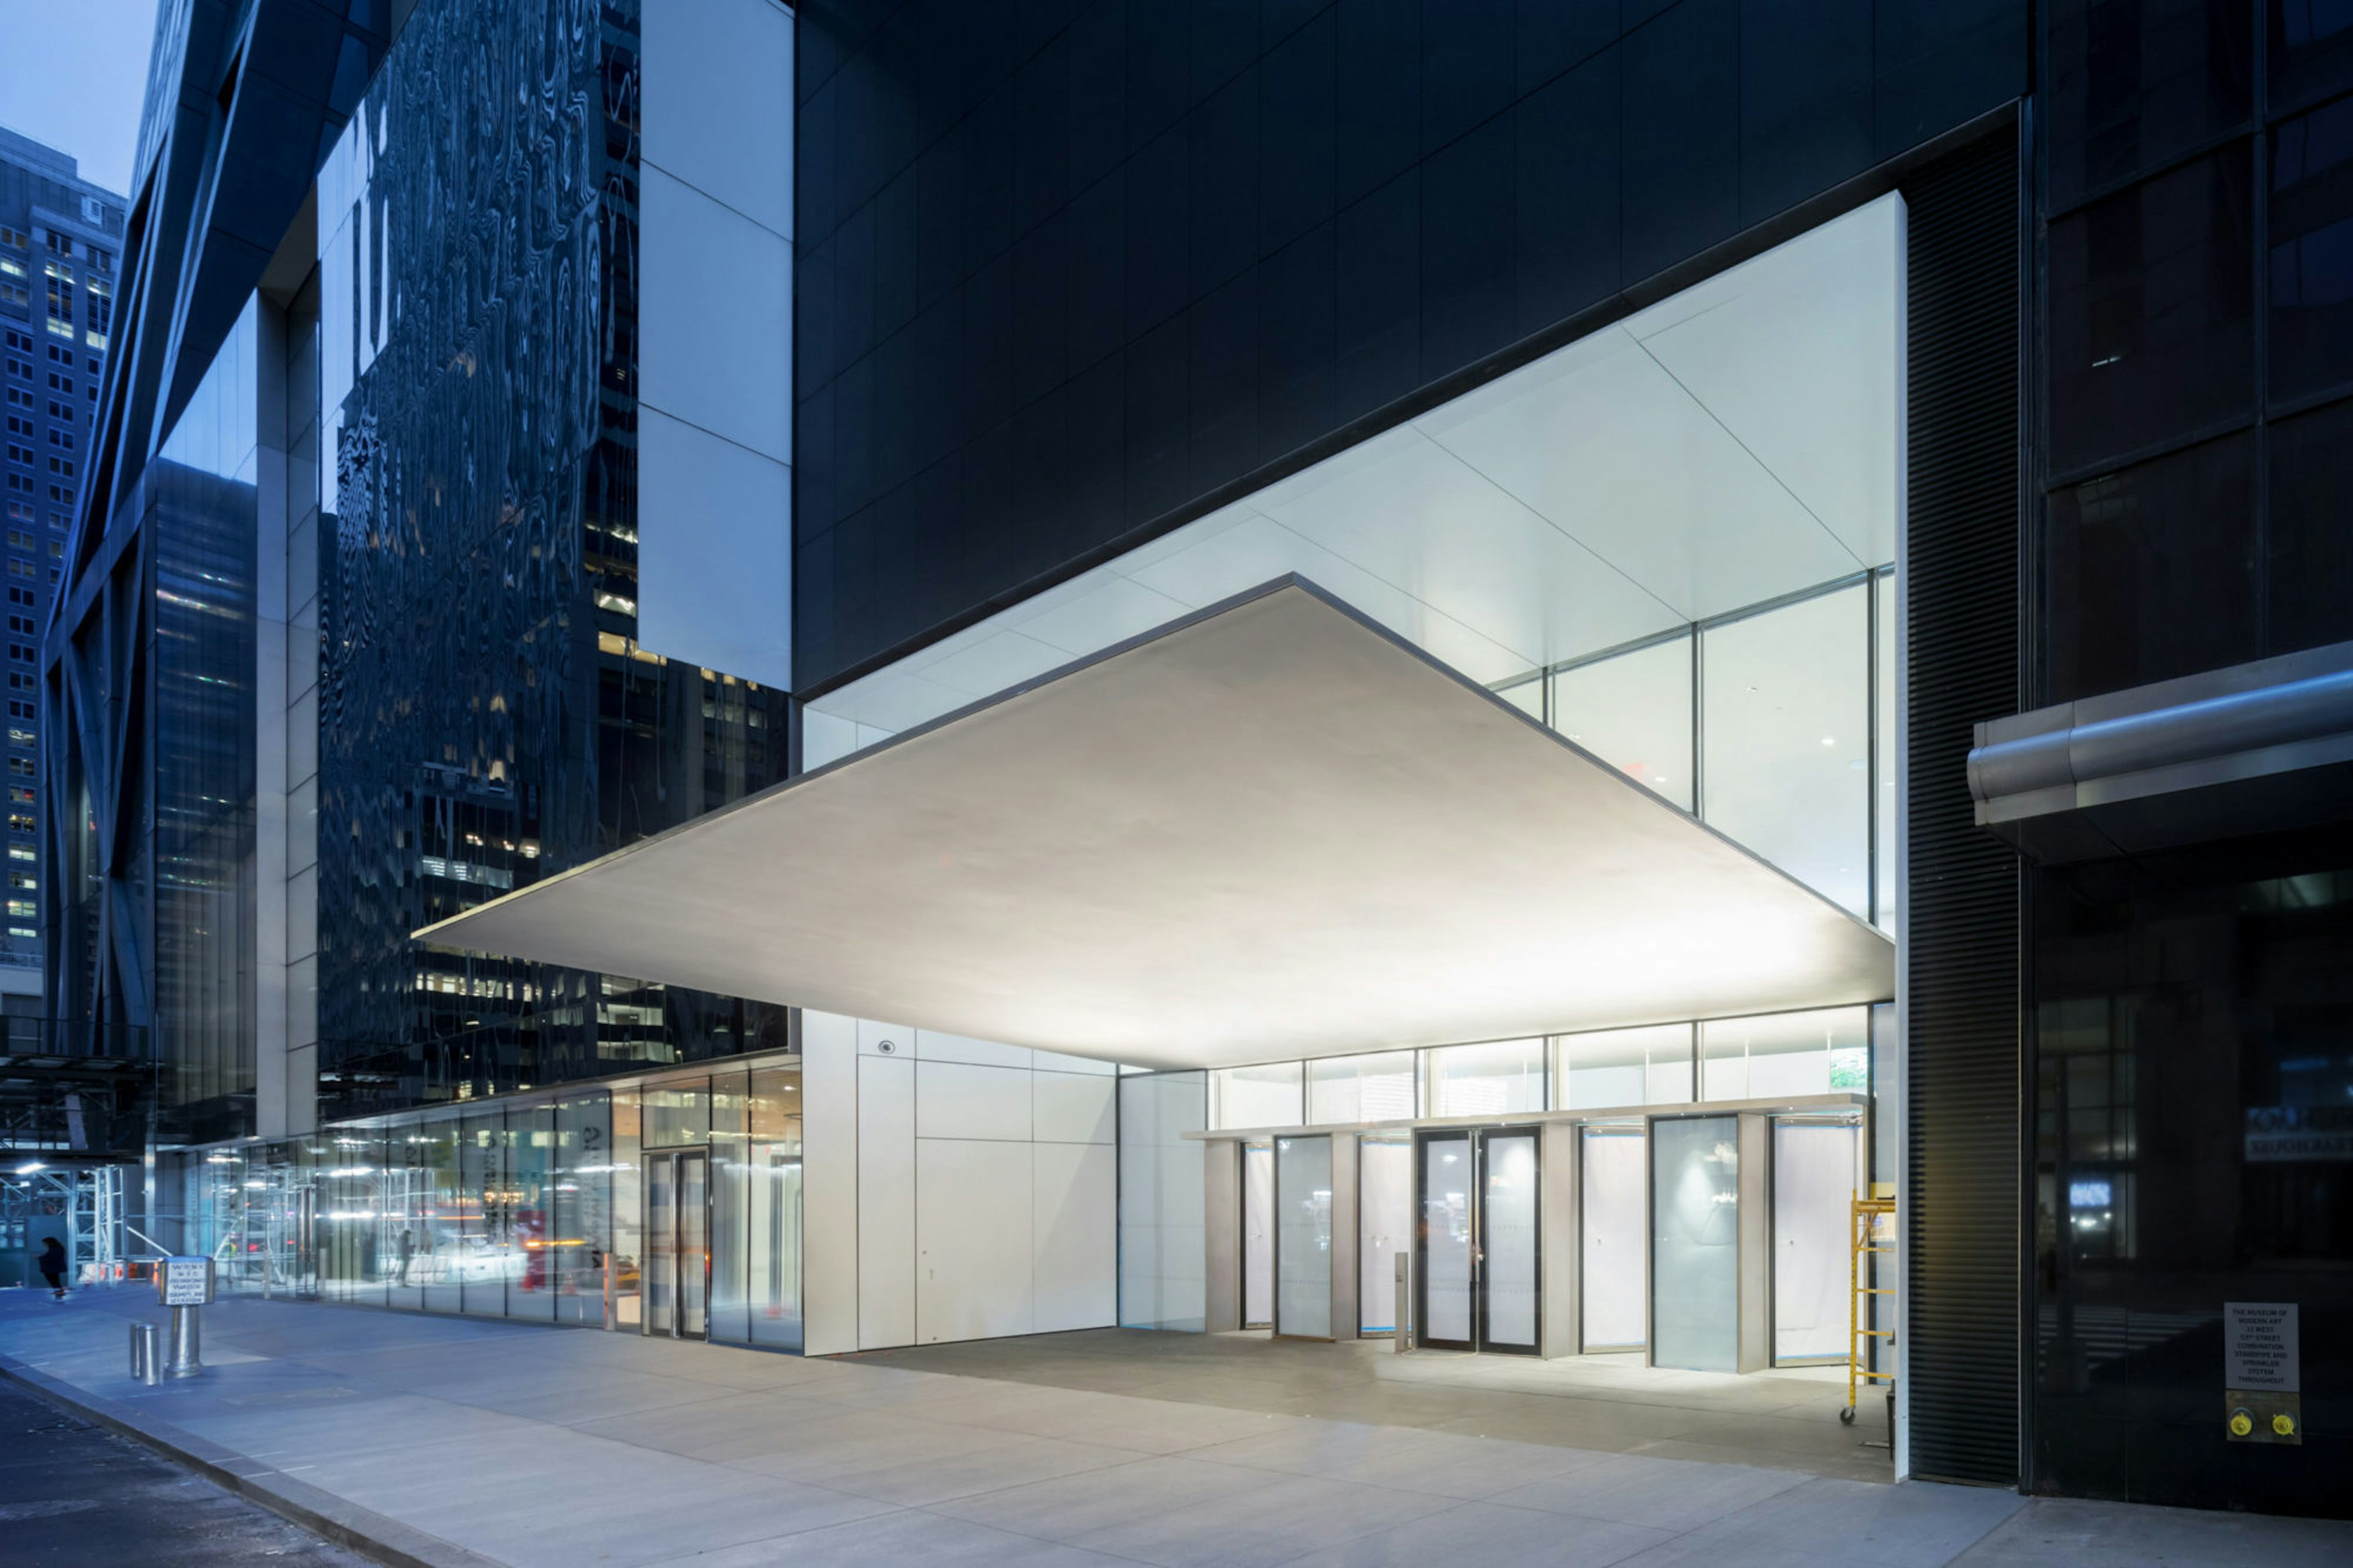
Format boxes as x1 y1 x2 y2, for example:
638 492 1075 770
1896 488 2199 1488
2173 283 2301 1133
1902 129 2025 1487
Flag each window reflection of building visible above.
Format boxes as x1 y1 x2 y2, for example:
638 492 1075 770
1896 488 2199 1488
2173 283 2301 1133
2028 836 2353 1485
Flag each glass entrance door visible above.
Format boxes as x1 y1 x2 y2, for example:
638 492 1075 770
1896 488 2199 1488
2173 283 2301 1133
1478 1129 1540 1354
1580 1125 1646 1350
642 1151 710 1340
1415 1127 1540 1354
1771 1116 1859 1363
1418 1131 1474 1349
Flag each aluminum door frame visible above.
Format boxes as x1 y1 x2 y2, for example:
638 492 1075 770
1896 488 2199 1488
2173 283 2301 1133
642 1147 713 1342
1413 1125 1544 1355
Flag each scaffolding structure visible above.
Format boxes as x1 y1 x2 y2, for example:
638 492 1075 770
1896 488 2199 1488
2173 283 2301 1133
1843 1194 1896 1425
0 1165 127 1286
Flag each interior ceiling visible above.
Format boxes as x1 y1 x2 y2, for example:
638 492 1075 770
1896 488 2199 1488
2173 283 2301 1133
425 582 1894 1070
812 194 1900 738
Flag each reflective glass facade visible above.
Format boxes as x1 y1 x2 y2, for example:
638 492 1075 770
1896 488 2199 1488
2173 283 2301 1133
167 1056 803 1349
306 0 789 1116
150 305 260 1135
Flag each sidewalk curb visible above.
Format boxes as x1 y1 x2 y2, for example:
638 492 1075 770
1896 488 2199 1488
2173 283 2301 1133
0 1350 504 1568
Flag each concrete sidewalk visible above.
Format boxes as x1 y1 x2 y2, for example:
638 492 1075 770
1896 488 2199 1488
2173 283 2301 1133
2 1289 2347 1568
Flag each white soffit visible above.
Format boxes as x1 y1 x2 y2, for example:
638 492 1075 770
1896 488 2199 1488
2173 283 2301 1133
420 581 1893 1069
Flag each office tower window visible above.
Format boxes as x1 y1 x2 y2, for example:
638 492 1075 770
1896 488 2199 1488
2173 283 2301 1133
2267 397 2353 654
2045 0 2253 208
2046 431 2256 699
2268 94 2353 403
2048 148 2255 476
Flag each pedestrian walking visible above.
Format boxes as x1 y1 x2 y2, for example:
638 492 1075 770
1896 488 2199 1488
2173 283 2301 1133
37 1237 66 1299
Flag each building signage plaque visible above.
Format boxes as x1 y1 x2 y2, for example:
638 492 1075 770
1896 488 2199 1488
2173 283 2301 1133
2224 1301 2300 1445
157 1256 214 1308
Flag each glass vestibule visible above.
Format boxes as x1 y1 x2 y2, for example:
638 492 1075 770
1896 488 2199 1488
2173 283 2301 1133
1415 1127 1540 1355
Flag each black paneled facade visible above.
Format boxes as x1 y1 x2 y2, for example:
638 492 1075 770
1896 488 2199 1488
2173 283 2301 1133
792 0 2029 691
2026 0 2353 1518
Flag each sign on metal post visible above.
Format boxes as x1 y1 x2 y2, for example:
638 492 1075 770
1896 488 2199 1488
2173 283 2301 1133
157 1256 214 1307
2224 1301 2300 1445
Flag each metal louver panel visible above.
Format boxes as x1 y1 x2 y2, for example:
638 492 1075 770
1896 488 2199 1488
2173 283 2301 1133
1903 127 2024 1487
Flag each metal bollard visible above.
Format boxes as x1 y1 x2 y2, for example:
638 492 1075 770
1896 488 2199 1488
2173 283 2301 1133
165 1305 202 1378
129 1320 157 1382
1393 1252 1412 1354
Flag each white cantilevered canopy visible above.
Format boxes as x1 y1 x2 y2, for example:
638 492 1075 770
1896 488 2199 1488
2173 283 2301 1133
420 580 1892 1069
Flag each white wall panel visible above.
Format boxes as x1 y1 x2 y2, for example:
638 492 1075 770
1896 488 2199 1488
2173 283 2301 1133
856 1053 917 1350
1033 1142 1118 1332
917 1139 1034 1343
801 1010 860 1355
858 1018 912 1056
1033 1048 1117 1075
635 406 791 689
1033 1070 1116 1145
915 1029 1033 1069
642 0 794 239
917 1060 1031 1142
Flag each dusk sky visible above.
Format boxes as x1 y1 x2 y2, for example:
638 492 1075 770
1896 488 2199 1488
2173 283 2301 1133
0 0 162 199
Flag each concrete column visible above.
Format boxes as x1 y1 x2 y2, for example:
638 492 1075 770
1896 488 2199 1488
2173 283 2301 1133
1328 1132 1358 1341
1203 1139 1240 1333
1540 1121 1580 1358
1737 1112 1771 1373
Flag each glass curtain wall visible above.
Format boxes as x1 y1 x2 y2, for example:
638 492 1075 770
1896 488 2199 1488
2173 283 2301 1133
745 1066 803 1349
162 1062 794 1344
1699 1009 1870 1100
1210 1062 1304 1129
1425 1039 1545 1117
1552 633 1694 810
1514 570 1893 926
1557 1025 1694 1110
1307 1052 1417 1123
552 1091 612 1325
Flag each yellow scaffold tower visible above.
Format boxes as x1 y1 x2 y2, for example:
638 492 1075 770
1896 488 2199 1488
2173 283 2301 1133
1841 1190 1896 1427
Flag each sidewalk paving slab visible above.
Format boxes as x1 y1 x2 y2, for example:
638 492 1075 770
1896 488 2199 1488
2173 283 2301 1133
2 1288 2348 1568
